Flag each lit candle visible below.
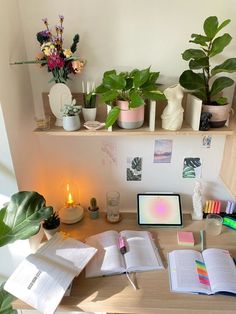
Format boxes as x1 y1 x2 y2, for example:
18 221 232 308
67 192 74 207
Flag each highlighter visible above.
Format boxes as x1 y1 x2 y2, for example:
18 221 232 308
118 236 127 254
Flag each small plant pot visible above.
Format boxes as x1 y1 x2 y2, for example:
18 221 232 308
62 115 81 131
82 108 97 122
202 104 231 128
43 225 60 240
117 100 144 129
88 208 99 219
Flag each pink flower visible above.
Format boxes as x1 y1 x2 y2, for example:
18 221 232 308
47 53 65 70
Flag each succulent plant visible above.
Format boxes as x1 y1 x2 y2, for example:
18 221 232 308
43 211 60 230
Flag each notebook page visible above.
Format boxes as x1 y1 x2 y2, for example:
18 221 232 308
168 250 211 294
120 230 163 272
202 248 236 294
37 233 97 276
85 230 125 277
4 254 74 314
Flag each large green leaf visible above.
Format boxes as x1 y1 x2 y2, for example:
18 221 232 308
142 90 166 101
129 91 145 108
101 90 119 103
189 57 209 70
0 283 16 314
95 84 109 94
217 19 231 34
203 16 218 39
210 77 234 97
182 49 206 61
105 106 120 128
190 34 209 46
0 191 53 247
133 67 150 88
103 73 126 90
211 58 236 76
210 33 232 57
179 70 205 91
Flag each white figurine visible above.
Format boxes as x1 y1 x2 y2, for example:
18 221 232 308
161 84 184 130
192 180 203 220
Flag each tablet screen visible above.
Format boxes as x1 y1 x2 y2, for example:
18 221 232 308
137 193 182 226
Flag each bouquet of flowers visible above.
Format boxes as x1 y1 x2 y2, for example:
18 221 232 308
12 15 85 83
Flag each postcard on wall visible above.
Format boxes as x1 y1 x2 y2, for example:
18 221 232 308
153 139 173 163
101 141 117 166
202 135 212 148
127 157 142 181
182 157 202 179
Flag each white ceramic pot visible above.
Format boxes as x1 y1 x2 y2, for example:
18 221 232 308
43 226 60 240
202 104 231 128
63 115 81 131
82 108 97 122
117 100 144 129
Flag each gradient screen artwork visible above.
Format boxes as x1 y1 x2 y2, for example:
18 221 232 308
137 194 182 226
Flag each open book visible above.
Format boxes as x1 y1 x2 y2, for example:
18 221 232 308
4 233 97 314
168 248 236 295
85 230 163 278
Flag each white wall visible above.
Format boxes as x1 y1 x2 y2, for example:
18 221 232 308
11 0 236 212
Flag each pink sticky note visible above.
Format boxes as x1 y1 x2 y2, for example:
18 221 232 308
177 231 195 246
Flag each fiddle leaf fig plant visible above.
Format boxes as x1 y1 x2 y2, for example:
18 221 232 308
96 67 166 127
179 16 236 105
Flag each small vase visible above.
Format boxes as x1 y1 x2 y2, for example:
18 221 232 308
63 115 81 131
82 107 97 122
117 100 144 129
43 226 60 240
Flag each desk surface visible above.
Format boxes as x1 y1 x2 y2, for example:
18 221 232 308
13 212 236 314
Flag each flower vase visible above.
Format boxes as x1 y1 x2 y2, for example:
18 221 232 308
48 83 72 126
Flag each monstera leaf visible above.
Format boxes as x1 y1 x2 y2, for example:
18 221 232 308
0 283 16 314
0 191 53 247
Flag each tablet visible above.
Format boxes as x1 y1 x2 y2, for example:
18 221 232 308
137 193 183 227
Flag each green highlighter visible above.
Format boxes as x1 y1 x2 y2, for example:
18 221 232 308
223 217 236 230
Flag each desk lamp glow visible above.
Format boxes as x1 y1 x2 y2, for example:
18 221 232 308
60 184 84 224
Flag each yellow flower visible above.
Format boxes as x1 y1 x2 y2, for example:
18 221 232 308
63 49 72 58
72 60 85 73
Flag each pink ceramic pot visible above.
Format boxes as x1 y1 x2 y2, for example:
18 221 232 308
202 104 231 128
117 100 144 129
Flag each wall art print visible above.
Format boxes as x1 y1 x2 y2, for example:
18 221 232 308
202 135 212 148
153 139 173 163
183 157 202 179
126 157 142 181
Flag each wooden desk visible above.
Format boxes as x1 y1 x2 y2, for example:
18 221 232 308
13 212 236 314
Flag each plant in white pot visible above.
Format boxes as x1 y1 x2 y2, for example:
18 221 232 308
179 16 236 128
61 99 82 131
96 67 166 129
82 81 97 122
42 211 61 239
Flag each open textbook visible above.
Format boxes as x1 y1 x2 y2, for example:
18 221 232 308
168 248 236 295
4 233 97 314
85 230 164 278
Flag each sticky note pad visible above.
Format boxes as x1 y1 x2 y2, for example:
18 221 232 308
177 231 194 246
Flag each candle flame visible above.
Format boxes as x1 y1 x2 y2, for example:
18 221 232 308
66 184 74 207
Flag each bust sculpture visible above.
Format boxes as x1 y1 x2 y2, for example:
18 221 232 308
161 84 184 130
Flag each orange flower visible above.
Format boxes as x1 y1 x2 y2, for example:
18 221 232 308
72 60 85 73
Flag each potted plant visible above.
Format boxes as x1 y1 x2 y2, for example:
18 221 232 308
0 191 53 313
96 67 166 129
82 81 97 122
42 211 61 239
61 99 82 131
179 16 236 128
88 197 99 219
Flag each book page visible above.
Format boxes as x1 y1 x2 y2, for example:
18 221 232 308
168 250 211 294
37 233 97 276
120 230 163 272
85 230 125 277
4 254 74 314
203 248 236 294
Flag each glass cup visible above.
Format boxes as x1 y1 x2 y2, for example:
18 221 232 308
35 115 51 130
205 214 223 236
106 191 120 223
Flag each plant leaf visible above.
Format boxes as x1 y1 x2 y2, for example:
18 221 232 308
95 84 109 93
105 106 120 128
211 58 236 76
209 33 232 57
101 90 119 103
142 90 166 101
179 70 205 91
190 34 209 46
215 96 228 105
189 57 209 70
210 77 234 97
133 67 150 88
0 283 17 314
182 49 206 61
0 191 53 247
103 73 126 90
129 91 145 108
217 19 231 34
203 16 218 39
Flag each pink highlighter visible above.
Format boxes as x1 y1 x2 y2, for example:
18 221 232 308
118 236 127 254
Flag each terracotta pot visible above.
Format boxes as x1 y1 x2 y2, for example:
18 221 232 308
202 104 231 128
117 100 144 129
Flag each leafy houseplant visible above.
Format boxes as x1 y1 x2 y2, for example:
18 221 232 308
88 197 99 219
179 16 236 127
96 67 166 128
42 211 60 239
82 91 97 122
61 99 82 131
0 191 53 314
